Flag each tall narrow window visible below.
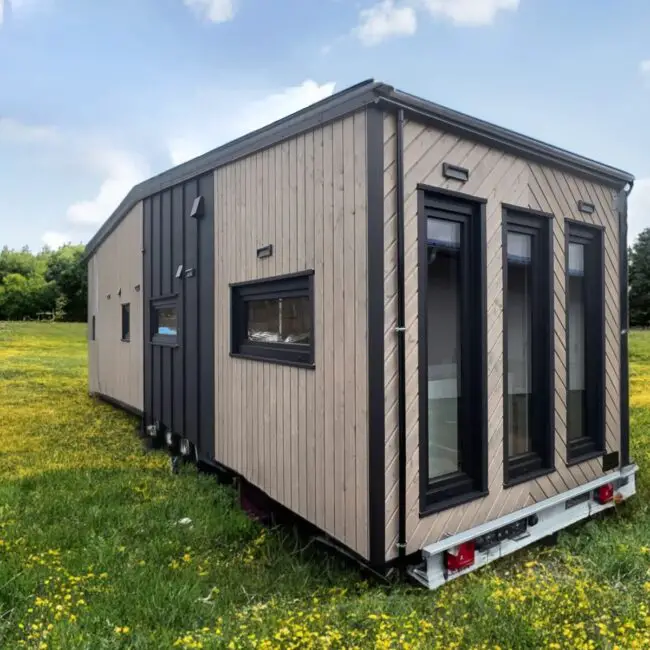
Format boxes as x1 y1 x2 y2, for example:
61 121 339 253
91 315 96 341
566 222 604 460
121 303 131 342
427 218 462 480
503 209 553 484
420 190 486 511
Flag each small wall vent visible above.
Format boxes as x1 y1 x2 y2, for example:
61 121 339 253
443 163 470 183
578 200 595 214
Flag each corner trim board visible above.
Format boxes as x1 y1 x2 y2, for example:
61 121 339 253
619 187 631 466
366 106 386 567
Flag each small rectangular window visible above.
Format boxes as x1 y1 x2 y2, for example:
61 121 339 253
151 298 178 346
231 271 314 367
566 222 604 461
121 303 130 342
91 315 96 341
420 189 487 511
503 208 553 484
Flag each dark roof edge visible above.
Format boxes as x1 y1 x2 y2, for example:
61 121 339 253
378 88 634 190
84 79 634 260
83 78 384 259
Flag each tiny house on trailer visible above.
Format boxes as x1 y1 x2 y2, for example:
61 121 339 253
85 79 638 588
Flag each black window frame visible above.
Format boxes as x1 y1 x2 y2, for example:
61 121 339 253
230 270 315 368
502 207 554 486
121 303 131 342
565 220 605 463
151 295 179 347
418 187 488 516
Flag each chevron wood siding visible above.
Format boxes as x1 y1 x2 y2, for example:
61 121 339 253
88 202 144 412
383 114 621 560
213 111 369 558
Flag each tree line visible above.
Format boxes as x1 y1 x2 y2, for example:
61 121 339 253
1 229 650 326
0 245 87 322
630 228 650 328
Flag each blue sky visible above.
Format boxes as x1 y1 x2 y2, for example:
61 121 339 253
1 0 649 251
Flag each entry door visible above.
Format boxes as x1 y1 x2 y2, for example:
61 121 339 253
143 173 214 460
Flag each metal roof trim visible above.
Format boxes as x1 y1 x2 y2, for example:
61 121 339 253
378 87 634 189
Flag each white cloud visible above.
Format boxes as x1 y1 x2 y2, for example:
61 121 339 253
629 178 650 245
183 0 236 23
0 118 60 145
354 0 417 46
41 231 75 250
1 116 147 239
66 147 149 225
640 60 650 76
353 0 519 43
420 0 519 26
1 0 47 25
167 79 336 166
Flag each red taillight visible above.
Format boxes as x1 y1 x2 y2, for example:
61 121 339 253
596 483 614 504
445 541 475 571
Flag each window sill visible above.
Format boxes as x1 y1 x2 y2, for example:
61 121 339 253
121 338 130 343
504 465 555 488
566 448 604 468
151 337 179 348
420 489 488 518
230 352 315 370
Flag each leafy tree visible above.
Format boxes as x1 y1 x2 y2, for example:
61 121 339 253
0 273 57 320
0 246 38 282
629 228 650 327
0 243 87 322
44 245 87 322
53 294 68 321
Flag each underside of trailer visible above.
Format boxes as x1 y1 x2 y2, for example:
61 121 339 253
85 79 637 587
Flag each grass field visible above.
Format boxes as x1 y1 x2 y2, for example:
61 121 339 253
0 322 649 649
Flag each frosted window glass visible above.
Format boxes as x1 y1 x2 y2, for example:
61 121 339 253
427 218 461 248
507 232 532 263
568 242 584 276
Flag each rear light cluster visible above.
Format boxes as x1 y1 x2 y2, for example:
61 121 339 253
595 483 614 504
443 484 621 573
445 542 475 572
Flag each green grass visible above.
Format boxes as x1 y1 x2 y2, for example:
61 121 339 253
0 322 649 649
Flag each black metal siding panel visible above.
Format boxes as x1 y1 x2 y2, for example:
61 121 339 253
151 194 162 298
162 347 173 427
153 345 162 426
143 173 214 455
172 185 186 435
184 179 200 447
197 172 215 458
161 190 172 297
143 198 153 424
